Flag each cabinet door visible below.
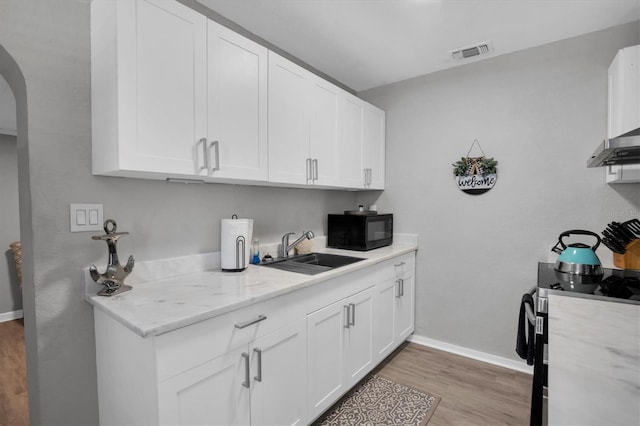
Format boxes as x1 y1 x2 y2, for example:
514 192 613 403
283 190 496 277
208 21 268 181
250 320 307 426
309 75 341 186
394 274 415 342
608 46 640 139
118 0 207 175
363 104 386 189
339 95 365 188
268 52 310 184
344 287 375 386
307 299 346 420
158 346 250 425
373 277 396 362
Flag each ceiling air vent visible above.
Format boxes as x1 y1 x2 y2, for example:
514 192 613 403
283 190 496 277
450 41 494 60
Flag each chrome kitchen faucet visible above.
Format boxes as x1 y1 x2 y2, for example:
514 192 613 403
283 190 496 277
281 231 315 258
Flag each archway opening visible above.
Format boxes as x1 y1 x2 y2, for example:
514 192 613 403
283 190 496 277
0 42 38 426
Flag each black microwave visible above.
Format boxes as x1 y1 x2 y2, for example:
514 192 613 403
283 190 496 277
327 213 393 251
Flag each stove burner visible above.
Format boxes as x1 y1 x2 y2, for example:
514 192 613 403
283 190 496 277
596 276 640 300
549 277 640 299
539 263 640 302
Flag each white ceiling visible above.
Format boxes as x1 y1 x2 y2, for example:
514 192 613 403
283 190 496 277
197 0 640 92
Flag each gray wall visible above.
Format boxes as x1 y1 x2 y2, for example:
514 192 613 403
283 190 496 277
0 1 355 424
358 21 640 362
0 133 21 314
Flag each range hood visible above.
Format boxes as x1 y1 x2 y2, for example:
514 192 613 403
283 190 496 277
587 127 640 167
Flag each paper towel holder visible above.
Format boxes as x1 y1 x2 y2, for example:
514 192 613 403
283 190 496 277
221 214 252 272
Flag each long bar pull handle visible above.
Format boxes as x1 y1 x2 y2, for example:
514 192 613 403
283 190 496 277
210 140 220 173
253 348 262 382
196 138 208 172
241 352 250 388
343 305 350 328
306 158 312 183
312 159 318 181
399 278 404 297
235 314 267 329
395 279 401 298
394 261 406 267
349 303 356 326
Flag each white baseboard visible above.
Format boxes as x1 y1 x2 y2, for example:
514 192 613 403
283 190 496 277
408 334 533 375
0 309 23 323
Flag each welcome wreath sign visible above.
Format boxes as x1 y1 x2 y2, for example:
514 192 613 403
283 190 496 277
452 139 498 195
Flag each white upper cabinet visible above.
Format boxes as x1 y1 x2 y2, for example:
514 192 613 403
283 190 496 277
363 103 386 190
606 45 640 184
339 95 365 188
92 0 385 189
268 52 312 185
91 0 207 176
268 52 340 187
340 96 386 189
207 21 268 181
608 45 640 139
308 74 341 186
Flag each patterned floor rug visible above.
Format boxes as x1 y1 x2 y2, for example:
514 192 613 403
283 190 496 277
315 374 441 426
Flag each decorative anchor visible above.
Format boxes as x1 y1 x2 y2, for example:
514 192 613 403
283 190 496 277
90 219 135 297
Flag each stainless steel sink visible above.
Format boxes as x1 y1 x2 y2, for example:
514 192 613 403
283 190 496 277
259 252 364 275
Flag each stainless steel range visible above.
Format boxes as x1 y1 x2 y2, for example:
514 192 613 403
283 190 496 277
529 263 640 426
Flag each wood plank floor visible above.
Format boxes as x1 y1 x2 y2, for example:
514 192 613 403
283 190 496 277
373 342 532 426
0 319 29 426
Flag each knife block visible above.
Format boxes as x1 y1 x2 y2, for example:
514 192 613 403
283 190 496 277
613 239 640 270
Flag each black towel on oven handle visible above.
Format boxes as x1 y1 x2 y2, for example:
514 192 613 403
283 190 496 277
516 293 535 365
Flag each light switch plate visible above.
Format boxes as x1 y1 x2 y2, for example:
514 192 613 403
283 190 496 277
70 203 103 232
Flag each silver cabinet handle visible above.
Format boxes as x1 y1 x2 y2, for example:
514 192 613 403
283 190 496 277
400 278 404 297
349 303 356 326
395 279 401 298
196 138 208 172
235 314 267 329
394 261 406 267
306 158 312 183
241 352 250 388
363 168 372 186
343 305 350 328
253 348 262 382
312 159 318 181
210 140 220 173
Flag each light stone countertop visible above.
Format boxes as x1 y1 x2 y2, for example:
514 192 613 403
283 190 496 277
85 235 418 338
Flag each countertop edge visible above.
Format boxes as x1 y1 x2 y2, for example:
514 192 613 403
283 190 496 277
86 244 418 338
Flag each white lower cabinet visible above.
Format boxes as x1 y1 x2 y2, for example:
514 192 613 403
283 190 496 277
159 346 250 425
158 320 306 426
93 252 415 426
307 287 374 420
249 320 307 425
373 253 416 360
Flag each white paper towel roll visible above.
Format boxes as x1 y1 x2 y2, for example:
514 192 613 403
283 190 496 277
221 218 253 271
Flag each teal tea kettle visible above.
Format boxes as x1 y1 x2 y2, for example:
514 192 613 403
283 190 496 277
551 230 604 292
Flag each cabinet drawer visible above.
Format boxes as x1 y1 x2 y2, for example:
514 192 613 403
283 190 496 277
391 252 415 279
155 290 307 381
